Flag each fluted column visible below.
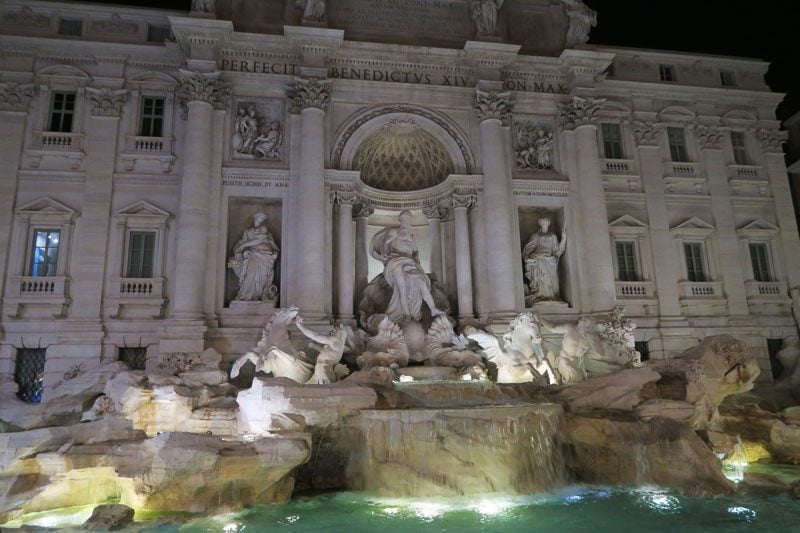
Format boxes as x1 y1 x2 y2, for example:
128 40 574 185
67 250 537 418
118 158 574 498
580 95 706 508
422 204 446 283
70 88 127 320
698 125 750 316
758 128 800 287
287 78 331 317
453 193 476 319
172 71 229 320
560 96 616 312
353 202 373 312
474 90 518 317
0 83 34 312
334 191 356 321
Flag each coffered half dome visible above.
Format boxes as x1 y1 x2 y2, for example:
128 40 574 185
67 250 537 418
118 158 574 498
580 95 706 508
352 119 455 192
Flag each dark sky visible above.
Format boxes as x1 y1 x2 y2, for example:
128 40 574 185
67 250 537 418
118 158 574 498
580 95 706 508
76 0 800 120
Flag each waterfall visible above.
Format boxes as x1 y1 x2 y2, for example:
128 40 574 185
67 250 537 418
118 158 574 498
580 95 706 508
347 403 566 497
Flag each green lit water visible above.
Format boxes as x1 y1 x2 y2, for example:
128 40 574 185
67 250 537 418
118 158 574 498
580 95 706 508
11 485 800 532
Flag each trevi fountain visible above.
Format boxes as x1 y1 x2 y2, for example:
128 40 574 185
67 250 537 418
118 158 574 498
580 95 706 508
1 0 800 531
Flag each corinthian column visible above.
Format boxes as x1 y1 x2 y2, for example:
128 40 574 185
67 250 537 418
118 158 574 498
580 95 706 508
333 191 356 322
422 204 446 283
474 90 519 317
172 71 229 321
353 202 373 313
560 96 615 312
287 78 331 317
452 193 476 320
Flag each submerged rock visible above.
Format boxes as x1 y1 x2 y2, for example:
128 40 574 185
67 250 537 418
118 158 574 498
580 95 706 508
740 472 790 496
82 504 134 530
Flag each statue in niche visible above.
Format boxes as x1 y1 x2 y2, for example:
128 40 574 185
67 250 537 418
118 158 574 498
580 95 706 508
523 217 567 304
228 212 279 303
515 122 554 171
192 0 215 13
563 0 597 48
471 0 504 38
295 0 326 23
369 210 444 324
232 105 283 160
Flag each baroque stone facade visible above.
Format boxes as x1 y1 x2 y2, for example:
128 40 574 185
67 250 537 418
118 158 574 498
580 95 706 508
0 0 798 397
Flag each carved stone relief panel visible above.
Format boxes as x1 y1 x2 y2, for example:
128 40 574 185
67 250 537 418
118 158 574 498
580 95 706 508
513 117 554 172
230 98 285 162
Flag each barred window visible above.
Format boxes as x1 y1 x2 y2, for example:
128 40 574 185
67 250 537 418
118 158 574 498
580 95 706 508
119 347 147 371
15 348 46 404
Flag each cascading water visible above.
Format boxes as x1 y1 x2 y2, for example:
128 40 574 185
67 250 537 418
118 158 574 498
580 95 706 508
347 398 567 498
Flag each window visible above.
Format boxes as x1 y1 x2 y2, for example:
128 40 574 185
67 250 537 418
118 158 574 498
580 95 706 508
615 241 638 281
29 229 61 277
684 242 706 282
147 25 171 43
659 64 675 82
15 348 46 404
720 70 737 87
749 242 771 282
731 131 749 165
139 97 165 137
48 92 76 133
601 123 624 159
126 231 156 278
119 347 147 371
667 127 689 162
58 18 83 36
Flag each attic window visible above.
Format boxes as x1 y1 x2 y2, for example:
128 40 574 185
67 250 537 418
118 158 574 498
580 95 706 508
58 18 83 36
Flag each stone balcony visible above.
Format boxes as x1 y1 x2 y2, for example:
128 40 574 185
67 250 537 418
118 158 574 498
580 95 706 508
5 275 70 319
120 136 176 173
615 281 655 299
745 280 788 299
28 131 85 169
727 164 763 180
105 277 167 319
663 162 705 195
664 161 701 178
600 159 641 192
678 281 724 299
678 281 727 316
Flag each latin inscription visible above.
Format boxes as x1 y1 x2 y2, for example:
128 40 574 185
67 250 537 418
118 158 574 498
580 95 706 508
329 0 469 38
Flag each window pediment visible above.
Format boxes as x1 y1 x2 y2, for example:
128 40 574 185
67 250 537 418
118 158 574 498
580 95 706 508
114 200 171 227
737 219 779 238
16 197 78 222
671 216 715 238
609 214 648 236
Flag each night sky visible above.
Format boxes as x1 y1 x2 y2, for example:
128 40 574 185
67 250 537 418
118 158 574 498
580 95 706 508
74 0 800 120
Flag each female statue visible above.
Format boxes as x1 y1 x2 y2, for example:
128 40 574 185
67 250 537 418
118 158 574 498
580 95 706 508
523 217 566 303
228 212 279 303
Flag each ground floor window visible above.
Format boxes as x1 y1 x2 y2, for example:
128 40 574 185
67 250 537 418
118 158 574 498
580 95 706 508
119 346 147 371
15 348 46 403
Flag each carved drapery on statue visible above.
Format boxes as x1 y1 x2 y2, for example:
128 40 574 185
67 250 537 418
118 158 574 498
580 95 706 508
231 103 283 160
471 0 504 39
296 0 326 23
562 0 597 48
523 217 566 305
514 119 554 170
228 212 279 303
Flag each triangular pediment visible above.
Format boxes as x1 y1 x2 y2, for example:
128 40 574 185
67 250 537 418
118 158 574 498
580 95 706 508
737 218 779 237
672 217 715 231
609 215 648 228
16 197 76 215
115 200 171 218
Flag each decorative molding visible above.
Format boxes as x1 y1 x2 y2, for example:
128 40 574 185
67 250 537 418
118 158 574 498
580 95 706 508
422 203 448 219
451 193 476 210
91 14 139 34
512 179 569 198
737 218 779 238
286 78 332 113
755 128 788 153
0 82 35 112
113 174 180 188
331 189 357 205
670 216 715 238
632 120 664 147
353 201 374 219
474 90 513 124
695 125 725 150
3 7 50 29
177 70 230 110
221 168 290 191
559 96 604 130
86 87 128 117
18 171 86 185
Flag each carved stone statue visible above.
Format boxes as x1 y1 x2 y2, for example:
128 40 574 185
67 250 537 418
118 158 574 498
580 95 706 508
425 315 485 372
232 105 282 160
369 210 443 324
192 0 215 13
228 212 279 303
469 312 555 384
295 317 349 384
230 307 314 383
296 0 326 23
472 0 504 38
357 317 410 369
563 0 597 48
523 217 566 305
539 316 593 384
515 121 554 171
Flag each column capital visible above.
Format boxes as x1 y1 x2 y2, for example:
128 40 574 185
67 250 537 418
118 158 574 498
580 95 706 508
353 201 373 219
177 70 230 110
695 124 726 150
331 189 357 205
0 81 35 113
287 78 332 113
422 204 448 220
474 90 513 124
632 120 664 147
558 96 604 131
755 127 788 154
86 87 128 118
452 193 477 210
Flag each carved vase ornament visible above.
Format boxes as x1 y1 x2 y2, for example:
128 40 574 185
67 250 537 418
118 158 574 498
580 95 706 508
228 212 279 303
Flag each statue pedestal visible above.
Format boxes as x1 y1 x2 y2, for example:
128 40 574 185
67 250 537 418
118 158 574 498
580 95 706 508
219 301 276 328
